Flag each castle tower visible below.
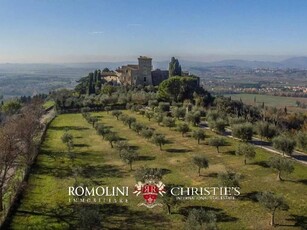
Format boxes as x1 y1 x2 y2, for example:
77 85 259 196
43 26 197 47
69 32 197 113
137 56 152 85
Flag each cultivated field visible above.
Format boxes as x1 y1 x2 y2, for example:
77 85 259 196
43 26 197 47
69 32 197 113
10 111 307 229
224 94 307 113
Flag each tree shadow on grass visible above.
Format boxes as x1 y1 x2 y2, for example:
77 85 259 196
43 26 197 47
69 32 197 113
165 139 173 144
73 151 92 160
283 178 307 186
250 140 271 146
224 150 236 155
137 156 156 161
33 163 74 178
206 172 218 178
49 126 90 131
11 203 76 229
40 149 63 160
41 149 90 162
129 145 140 151
100 203 170 229
93 115 103 119
160 168 172 176
237 191 259 202
74 143 90 148
166 148 191 153
79 164 125 179
10 202 170 229
286 214 307 229
179 205 238 223
32 156 125 179
250 161 270 168
221 141 231 147
297 179 307 185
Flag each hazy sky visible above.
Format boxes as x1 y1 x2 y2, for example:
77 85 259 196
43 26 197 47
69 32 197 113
0 0 307 63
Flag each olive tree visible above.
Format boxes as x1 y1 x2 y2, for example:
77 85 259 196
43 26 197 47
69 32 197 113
193 156 209 176
192 129 205 144
208 118 227 134
131 122 144 135
111 110 122 120
151 133 167 150
268 157 294 181
105 132 119 148
154 113 164 126
208 137 226 153
61 132 74 152
119 114 129 124
185 111 201 126
296 131 307 152
177 123 190 137
218 172 240 187
232 123 253 142
160 183 179 215
120 149 138 171
76 204 102 229
88 116 98 127
185 208 217 230
272 135 296 157
114 140 129 151
145 111 154 121
256 121 278 140
96 124 110 139
125 116 137 129
140 128 154 140
162 117 176 129
257 192 289 226
171 107 186 120
235 143 256 165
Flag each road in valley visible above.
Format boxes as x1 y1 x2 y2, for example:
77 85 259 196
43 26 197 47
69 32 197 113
200 122 307 165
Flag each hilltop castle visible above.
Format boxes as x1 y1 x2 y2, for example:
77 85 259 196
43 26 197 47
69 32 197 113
101 56 168 86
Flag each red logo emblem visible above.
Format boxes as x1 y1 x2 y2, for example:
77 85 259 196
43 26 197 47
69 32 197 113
134 180 165 208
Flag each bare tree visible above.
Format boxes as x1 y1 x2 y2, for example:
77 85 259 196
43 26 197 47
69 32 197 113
0 124 20 211
15 112 41 171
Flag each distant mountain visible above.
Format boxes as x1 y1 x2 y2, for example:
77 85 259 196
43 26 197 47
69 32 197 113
1 56 307 72
0 62 131 72
204 59 284 68
280 57 307 69
156 57 307 70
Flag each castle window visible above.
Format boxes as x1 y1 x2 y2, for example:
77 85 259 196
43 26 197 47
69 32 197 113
144 77 146 82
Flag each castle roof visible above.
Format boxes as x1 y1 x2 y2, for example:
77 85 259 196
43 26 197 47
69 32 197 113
127 64 139 69
138 56 152 60
101 71 117 76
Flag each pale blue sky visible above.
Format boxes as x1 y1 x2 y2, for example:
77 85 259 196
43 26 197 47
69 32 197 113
0 0 307 63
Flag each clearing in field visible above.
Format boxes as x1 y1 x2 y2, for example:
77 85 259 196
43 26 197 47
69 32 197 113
224 93 307 113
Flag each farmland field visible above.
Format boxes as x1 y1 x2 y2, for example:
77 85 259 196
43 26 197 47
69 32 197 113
9 111 307 229
224 93 307 112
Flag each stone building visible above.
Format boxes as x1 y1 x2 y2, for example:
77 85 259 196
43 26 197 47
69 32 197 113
102 56 168 86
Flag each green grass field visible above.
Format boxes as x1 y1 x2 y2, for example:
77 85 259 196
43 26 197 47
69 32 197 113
43 100 55 110
224 94 307 113
10 111 307 229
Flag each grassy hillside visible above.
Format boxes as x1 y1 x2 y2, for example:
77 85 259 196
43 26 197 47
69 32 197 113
10 111 307 229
